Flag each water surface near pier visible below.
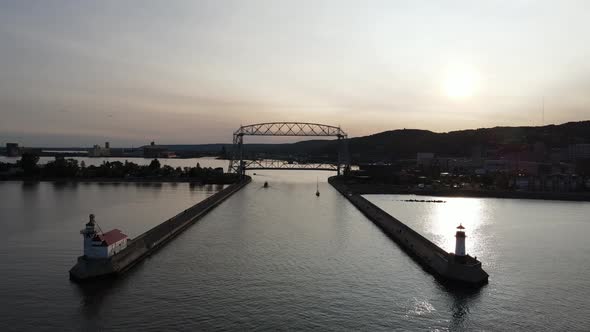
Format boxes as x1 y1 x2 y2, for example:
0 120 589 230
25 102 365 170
365 194 590 331
1 170 590 331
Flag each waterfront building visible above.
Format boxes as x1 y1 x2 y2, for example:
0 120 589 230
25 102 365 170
143 141 172 158
416 152 435 168
483 159 508 173
89 142 111 157
569 144 590 161
515 177 531 191
446 157 479 173
80 214 128 259
549 147 569 163
533 142 547 161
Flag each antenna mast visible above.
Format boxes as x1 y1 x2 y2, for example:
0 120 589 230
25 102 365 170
542 96 545 126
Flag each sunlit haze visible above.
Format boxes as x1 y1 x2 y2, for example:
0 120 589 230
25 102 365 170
1 0 590 146
442 65 480 100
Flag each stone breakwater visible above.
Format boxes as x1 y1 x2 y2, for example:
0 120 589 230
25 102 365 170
329 176 488 286
69 177 251 282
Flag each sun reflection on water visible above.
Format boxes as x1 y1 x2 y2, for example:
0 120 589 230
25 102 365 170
430 198 484 254
405 297 436 317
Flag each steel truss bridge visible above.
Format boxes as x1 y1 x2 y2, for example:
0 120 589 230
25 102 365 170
228 122 350 175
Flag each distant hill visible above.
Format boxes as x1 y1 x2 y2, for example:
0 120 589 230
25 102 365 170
13 121 590 163
281 121 590 162
146 143 290 154
153 121 590 162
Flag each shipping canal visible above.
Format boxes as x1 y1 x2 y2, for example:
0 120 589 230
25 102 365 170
1 162 590 330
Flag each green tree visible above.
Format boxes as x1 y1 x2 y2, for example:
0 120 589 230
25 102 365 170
43 157 79 177
149 159 161 170
161 165 174 176
19 153 40 175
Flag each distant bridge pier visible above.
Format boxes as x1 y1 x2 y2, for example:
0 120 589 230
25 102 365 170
228 122 350 175
337 133 350 175
233 132 246 177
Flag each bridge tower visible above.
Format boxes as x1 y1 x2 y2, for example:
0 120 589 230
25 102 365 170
337 133 350 175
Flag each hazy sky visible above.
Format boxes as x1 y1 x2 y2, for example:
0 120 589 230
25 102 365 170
1 0 590 146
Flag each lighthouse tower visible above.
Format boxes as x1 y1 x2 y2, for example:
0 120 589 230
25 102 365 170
80 214 98 257
455 223 466 257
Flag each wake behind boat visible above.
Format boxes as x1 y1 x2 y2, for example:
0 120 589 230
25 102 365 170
316 178 320 197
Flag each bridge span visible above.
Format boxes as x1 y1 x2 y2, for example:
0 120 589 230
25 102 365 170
228 122 350 175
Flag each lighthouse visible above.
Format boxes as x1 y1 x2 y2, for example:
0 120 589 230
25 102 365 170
455 223 466 257
79 214 128 259
80 214 98 256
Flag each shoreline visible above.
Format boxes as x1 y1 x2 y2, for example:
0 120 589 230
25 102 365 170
0 155 224 160
0 177 237 184
337 181 590 202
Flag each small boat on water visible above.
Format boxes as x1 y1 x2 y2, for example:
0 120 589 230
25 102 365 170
315 178 320 197
263 181 269 188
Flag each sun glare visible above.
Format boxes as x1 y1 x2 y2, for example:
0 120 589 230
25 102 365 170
442 65 479 99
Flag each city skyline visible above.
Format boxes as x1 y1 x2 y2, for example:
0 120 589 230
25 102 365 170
2 1 590 146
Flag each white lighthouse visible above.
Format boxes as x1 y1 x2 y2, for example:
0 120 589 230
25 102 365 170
79 214 128 259
455 223 466 256
81 214 98 256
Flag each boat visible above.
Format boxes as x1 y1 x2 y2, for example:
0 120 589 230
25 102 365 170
264 181 269 188
315 178 320 197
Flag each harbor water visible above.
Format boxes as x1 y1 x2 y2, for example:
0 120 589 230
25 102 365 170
1 164 589 330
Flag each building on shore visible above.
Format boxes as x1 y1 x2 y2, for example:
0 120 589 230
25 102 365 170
416 152 435 168
80 214 128 258
89 142 111 157
569 144 590 161
143 141 175 158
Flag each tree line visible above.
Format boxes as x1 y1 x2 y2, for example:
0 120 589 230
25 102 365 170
0 153 238 184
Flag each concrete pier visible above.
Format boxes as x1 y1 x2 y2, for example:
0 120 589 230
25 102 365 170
70 177 251 282
329 176 488 286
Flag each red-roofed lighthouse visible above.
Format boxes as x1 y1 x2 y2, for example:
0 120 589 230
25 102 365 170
455 223 466 256
80 214 128 259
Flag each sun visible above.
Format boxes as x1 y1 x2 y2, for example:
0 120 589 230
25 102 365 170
442 65 479 99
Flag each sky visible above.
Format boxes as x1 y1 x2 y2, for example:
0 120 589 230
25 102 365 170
1 0 590 147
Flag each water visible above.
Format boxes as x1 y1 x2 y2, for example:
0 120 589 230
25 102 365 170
1 171 589 331
365 195 590 331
